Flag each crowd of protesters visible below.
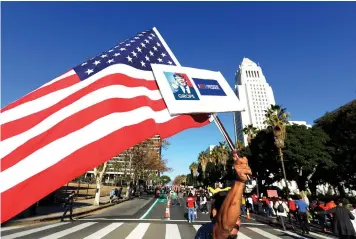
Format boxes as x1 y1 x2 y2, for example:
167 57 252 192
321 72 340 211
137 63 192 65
242 192 356 238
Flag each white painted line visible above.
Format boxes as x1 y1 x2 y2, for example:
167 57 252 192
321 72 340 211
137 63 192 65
165 224 181 239
2 223 69 239
193 225 201 231
247 227 282 238
78 218 211 223
83 222 123 239
125 223 150 239
78 218 265 225
240 223 267 226
140 198 158 219
39 222 96 238
274 229 309 239
238 232 252 239
0 226 24 232
309 231 337 239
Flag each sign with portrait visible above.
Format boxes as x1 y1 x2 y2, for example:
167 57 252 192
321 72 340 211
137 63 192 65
151 64 243 115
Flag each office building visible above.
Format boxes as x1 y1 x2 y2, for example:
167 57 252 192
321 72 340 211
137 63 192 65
233 58 276 146
85 135 162 184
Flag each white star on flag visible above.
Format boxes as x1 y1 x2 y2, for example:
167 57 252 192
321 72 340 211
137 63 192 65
85 69 94 75
126 55 133 62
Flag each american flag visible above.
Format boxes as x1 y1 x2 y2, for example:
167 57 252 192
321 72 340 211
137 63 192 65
0 27 210 223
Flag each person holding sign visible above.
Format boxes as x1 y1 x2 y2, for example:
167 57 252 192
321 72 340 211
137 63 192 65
212 150 252 239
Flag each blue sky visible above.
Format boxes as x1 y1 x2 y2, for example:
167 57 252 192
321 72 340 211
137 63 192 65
2 2 356 180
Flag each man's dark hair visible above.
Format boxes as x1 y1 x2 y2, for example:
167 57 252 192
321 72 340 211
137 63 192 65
173 73 185 79
210 191 228 221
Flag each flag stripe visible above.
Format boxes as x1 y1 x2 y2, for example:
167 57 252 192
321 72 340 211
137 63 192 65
1 96 171 172
0 64 154 125
0 83 163 160
0 71 77 113
1 73 160 141
0 107 177 193
1 114 209 222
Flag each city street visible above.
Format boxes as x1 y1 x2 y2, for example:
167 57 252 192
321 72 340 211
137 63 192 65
1 195 337 239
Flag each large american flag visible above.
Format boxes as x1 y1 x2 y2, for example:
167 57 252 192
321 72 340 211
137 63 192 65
0 27 211 223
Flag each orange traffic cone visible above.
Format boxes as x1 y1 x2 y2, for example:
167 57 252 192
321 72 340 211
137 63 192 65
246 208 251 220
164 206 170 220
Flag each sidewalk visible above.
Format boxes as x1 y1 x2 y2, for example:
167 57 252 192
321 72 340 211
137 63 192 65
4 196 129 226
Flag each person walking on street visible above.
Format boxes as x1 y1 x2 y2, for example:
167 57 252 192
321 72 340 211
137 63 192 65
171 190 178 206
296 195 310 234
61 191 75 222
327 200 355 239
186 192 197 223
200 193 208 214
351 204 356 239
241 195 246 216
274 197 289 231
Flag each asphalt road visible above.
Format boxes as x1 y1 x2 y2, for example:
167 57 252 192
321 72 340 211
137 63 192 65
1 195 337 239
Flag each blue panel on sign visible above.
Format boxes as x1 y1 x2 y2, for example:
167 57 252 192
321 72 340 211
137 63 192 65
192 78 226 96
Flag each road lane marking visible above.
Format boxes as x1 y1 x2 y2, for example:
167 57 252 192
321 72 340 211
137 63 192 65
125 223 150 239
247 227 282 238
309 231 337 239
39 222 96 239
274 229 309 238
238 232 252 239
0 226 24 232
83 222 123 239
140 198 159 219
2 223 69 239
193 225 201 231
165 224 181 239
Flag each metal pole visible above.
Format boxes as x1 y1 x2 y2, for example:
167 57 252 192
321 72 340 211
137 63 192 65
212 114 250 180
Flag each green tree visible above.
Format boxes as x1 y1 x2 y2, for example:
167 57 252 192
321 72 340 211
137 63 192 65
160 175 171 185
314 100 356 194
282 125 333 194
189 162 199 186
198 151 209 180
264 104 290 195
243 124 258 144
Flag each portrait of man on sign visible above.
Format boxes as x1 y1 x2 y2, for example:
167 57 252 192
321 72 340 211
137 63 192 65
163 72 199 101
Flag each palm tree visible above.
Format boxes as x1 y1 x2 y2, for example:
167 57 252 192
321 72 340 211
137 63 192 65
180 175 187 186
264 104 290 195
235 140 245 151
242 124 258 144
219 142 229 170
198 151 209 179
189 162 199 186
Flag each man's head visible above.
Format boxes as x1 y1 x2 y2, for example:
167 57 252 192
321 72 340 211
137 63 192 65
188 192 193 197
173 73 187 87
211 191 229 220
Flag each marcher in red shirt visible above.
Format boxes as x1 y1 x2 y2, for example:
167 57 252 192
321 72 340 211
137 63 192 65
186 192 196 223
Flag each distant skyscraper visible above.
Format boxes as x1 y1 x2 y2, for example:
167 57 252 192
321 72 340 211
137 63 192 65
233 58 276 146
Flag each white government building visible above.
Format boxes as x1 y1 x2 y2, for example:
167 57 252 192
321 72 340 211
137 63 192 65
233 58 276 146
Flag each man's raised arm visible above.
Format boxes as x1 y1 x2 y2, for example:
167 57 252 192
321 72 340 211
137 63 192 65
213 151 252 239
